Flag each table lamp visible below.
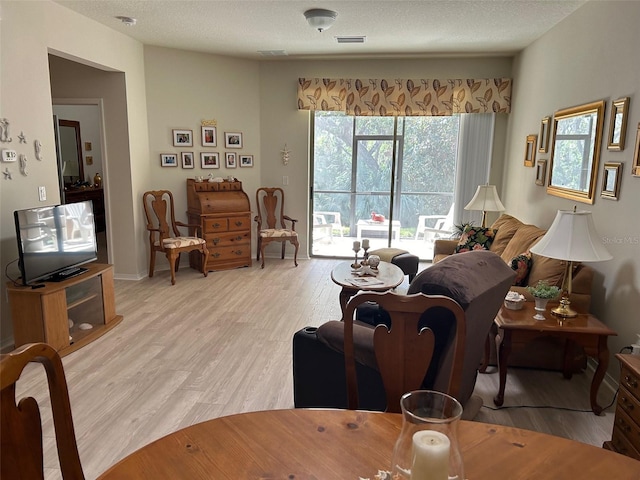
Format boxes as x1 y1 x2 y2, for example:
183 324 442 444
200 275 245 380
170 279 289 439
529 208 612 318
464 184 506 227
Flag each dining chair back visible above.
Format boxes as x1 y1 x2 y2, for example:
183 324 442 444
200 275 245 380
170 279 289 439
143 190 209 285
254 187 299 268
0 343 85 480
342 291 465 413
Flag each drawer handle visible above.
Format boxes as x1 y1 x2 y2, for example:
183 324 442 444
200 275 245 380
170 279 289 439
234 221 243 227
233 250 243 256
624 375 638 388
235 236 242 241
213 223 222 228
616 418 632 433
213 238 220 245
212 252 221 258
620 396 634 411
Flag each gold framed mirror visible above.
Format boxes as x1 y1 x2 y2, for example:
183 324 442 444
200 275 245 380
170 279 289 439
547 100 605 204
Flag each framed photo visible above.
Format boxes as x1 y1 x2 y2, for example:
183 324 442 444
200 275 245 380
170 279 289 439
172 129 193 147
239 154 254 167
224 132 243 149
201 126 217 147
633 123 640 177
538 116 550 153
535 159 547 186
225 152 237 168
200 152 220 169
160 153 178 167
607 97 630 151
524 134 537 167
181 152 194 169
601 162 622 200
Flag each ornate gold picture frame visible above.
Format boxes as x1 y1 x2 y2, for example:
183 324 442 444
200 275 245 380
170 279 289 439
607 97 630 151
538 116 550 153
601 162 622 200
524 134 537 167
535 160 547 186
633 122 640 177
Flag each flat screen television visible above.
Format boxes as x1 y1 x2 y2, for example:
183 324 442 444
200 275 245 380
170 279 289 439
14 200 98 285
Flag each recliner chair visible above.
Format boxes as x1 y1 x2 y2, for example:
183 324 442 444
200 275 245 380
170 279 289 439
293 250 516 419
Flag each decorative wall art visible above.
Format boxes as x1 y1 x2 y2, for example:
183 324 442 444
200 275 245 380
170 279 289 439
281 144 290 165
224 132 243 149
538 116 550 153
535 160 547 186
601 162 622 200
607 97 630 151
181 152 195 169
633 123 640 177
225 152 237 168
524 134 537 167
202 126 217 147
201 152 220 169
547 100 605 204
160 153 178 167
172 129 193 147
239 154 253 167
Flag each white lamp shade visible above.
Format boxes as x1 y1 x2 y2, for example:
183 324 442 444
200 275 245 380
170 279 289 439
464 185 506 212
529 210 612 262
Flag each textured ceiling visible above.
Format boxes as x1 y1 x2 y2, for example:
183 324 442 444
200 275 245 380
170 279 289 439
53 0 588 60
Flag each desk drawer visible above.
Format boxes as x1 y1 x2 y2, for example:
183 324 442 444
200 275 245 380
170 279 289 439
621 364 640 399
204 218 228 232
611 426 640 460
619 385 640 427
208 245 251 262
228 216 250 231
207 231 250 248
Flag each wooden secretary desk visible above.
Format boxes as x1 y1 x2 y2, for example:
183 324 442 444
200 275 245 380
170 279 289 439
186 179 252 272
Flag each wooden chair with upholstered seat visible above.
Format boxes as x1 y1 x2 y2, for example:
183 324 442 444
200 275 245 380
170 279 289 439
1 342 85 480
342 291 466 413
143 190 209 285
254 187 299 269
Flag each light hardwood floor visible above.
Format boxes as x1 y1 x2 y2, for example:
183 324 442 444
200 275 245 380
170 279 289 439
14 258 617 479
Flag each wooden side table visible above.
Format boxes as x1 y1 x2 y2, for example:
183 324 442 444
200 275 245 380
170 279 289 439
330 261 404 315
490 302 616 415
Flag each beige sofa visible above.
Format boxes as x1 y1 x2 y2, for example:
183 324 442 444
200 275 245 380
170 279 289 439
433 214 594 372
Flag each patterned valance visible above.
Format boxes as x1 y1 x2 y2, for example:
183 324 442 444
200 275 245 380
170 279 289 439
297 77 512 116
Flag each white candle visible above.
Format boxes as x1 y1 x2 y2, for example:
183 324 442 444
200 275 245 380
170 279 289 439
362 239 370 249
410 430 450 480
353 241 360 250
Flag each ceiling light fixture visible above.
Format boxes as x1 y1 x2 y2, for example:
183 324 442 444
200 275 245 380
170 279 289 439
115 16 137 26
304 9 337 32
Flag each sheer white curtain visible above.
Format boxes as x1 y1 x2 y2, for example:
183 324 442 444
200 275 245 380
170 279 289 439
453 113 496 227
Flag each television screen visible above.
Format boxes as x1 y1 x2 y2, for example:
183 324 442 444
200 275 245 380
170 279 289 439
14 200 98 285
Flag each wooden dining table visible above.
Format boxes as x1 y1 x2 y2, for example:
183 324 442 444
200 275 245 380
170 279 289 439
97 408 640 479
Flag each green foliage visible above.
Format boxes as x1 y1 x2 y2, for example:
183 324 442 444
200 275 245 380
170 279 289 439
526 280 561 299
312 112 459 234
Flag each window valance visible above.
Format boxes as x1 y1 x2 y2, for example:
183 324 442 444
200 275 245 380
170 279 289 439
297 77 511 116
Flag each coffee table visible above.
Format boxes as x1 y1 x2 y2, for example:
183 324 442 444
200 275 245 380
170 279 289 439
356 219 401 241
488 301 617 415
331 261 404 314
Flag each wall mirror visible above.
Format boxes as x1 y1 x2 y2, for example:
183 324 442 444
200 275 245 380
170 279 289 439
547 100 605 204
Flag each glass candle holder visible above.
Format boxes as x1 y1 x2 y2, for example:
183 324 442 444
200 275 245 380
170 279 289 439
391 390 464 480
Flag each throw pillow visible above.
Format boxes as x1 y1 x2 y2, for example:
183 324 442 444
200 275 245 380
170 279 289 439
508 252 532 286
454 225 496 254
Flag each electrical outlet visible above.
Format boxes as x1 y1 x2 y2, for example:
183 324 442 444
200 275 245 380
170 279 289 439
38 186 46 201
632 334 640 355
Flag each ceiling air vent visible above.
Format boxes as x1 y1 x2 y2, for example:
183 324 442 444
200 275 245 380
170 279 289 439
335 36 366 44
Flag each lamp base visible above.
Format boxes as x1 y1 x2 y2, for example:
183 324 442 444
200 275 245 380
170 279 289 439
550 297 578 318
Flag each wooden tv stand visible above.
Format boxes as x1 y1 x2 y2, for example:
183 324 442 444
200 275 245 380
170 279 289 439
7 263 123 357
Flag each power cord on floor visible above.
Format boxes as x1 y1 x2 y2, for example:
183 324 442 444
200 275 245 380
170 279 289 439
482 345 633 414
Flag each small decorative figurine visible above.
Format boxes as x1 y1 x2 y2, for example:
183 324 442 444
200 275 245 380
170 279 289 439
0 118 12 143
34 140 43 161
19 154 28 176
281 144 290 165
18 131 26 144
3 167 12 180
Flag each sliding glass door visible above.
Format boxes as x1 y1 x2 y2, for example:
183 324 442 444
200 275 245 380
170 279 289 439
311 112 459 260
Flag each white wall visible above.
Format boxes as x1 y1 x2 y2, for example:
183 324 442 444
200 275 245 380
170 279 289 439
0 0 149 345
503 0 640 366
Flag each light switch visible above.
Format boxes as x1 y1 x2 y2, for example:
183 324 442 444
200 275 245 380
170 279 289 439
38 186 46 201
283 176 289 186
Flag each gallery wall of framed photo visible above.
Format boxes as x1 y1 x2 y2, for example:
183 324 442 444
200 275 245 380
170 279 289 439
160 123 255 171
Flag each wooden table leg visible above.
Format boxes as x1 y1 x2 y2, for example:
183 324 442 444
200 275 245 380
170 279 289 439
494 329 512 407
590 335 610 415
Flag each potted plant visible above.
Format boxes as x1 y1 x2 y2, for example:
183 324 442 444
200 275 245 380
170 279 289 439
526 280 561 320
